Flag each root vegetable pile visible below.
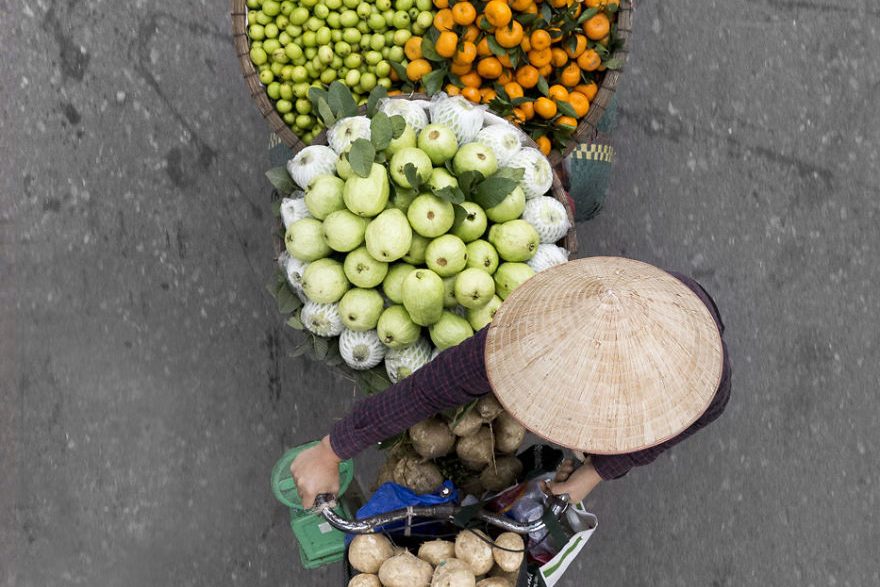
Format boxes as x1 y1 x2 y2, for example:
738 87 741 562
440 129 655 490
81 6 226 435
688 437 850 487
349 529 525 587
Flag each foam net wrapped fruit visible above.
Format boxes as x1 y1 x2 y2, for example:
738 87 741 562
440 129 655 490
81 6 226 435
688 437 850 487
266 84 572 394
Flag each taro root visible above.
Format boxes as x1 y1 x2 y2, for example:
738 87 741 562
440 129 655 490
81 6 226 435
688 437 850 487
454 529 494 575
410 417 457 459
493 411 526 454
393 456 444 494
418 539 456 566
475 395 504 422
456 426 495 470
479 456 523 492
348 534 394 574
432 566 476 587
476 578 511 587
378 551 433 587
491 532 524 572
348 574 382 587
449 407 483 437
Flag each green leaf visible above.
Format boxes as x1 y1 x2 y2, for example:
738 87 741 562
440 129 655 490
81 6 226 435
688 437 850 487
557 100 578 118
265 166 296 195
578 7 600 24
370 112 393 151
389 114 407 138
604 57 623 70
457 170 484 196
537 75 550 96
389 60 409 82
420 32 442 62
356 367 393 395
422 68 446 96
366 86 388 117
271 197 283 218
518 13 538 26
328 80 358 118
607 2 620 13
290 340 312 357
308 86 329 110
315 97 337 127
277 283 303 314
286 312 305 330
349 138 376 177
312 335 330 359
451 203 468 231
434 185 466 204
540 2 553 23
403 163 423 191
487 35 507 58
496 167 525 182
473 174 519 209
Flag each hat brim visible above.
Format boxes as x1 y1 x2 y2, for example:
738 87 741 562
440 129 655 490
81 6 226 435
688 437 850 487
485 257 724 455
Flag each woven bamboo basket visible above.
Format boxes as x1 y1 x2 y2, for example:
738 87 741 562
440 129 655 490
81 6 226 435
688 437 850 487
269 95 578 256
231 0 632 167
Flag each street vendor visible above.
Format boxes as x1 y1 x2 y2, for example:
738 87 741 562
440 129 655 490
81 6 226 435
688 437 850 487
292 256 731 508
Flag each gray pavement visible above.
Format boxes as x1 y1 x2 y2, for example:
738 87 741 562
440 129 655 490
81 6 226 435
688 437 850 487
3 0 879 585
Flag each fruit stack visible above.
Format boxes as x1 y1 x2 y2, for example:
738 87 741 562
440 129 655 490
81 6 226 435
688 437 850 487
392 0 624 154
242 0 437 142
268 85 572 388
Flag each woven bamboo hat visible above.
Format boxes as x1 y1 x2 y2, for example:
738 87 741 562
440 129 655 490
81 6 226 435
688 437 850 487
485 257 724 454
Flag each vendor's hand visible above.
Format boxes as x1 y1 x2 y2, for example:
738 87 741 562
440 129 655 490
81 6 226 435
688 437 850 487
290 435 342 509
544 460 602 504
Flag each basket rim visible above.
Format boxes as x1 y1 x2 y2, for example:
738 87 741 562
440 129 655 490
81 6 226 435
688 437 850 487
231 0 633 164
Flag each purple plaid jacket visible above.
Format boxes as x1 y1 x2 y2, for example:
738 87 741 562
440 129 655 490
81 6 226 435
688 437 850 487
330 273 731 480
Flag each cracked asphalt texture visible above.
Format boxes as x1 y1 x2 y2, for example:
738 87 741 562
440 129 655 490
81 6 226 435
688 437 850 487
3 0 879 585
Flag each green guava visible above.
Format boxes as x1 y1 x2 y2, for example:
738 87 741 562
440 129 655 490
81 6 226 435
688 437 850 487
402 268 445 326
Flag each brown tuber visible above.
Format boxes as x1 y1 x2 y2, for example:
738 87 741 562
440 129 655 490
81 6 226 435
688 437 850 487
449 407 483 437
454 529 495 575
479 456 523 492
378 551 433 587
393 456 444 494
348 534 394 574
491 532 525 572
475 395 505 422
410 417 457 459
418 540 457 566
348 574 382 587
493 411 526 454
456 427 495 470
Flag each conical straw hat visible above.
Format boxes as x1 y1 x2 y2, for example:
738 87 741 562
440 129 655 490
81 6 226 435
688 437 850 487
485 257 724 454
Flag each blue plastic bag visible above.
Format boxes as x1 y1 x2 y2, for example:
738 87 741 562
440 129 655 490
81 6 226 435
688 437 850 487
345 481 459 543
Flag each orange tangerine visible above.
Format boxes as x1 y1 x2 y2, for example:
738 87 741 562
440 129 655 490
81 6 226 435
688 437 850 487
515 64 539 88
406 58 432 82
495 20 524 48
404 36 423 60
535 135 551 155
452 1 477 25
577 48 601 71
534 96 557 118
568 91 590 117
584 13 610 40
484 0 512 27
548 84 569 102
476 56 503 79
462 86 482 102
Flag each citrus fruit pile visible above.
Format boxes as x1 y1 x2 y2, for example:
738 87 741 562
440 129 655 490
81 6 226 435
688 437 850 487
245 0 436 142
390 0 623 154
267 85 571 388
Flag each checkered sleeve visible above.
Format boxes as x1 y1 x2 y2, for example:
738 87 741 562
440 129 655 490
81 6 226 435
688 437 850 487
330 328 493 460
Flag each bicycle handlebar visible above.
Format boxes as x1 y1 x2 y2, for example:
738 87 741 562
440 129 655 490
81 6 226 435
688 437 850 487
312 491 570 535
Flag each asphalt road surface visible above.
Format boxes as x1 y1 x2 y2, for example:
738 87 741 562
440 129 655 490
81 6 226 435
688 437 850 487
3 0 879 585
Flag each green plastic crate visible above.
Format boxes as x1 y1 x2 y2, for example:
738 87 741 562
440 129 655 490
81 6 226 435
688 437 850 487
290 503 351 569
271 442 355 510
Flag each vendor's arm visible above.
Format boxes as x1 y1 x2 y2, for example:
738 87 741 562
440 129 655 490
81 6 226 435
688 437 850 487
330 326 492 459
292 328 492 508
